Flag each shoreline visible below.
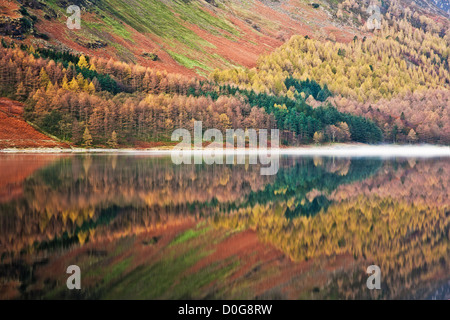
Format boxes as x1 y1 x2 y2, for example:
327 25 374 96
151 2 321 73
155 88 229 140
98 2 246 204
0 144 449 157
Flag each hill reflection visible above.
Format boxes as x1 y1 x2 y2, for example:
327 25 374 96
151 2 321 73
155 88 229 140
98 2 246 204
0 154 448 299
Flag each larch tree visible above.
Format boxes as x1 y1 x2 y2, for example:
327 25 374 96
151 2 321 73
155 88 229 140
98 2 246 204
15 82 27 101
407 129 418 143
107 131 118 149
83 127 93 147
77 55 89 69
313 131 324 144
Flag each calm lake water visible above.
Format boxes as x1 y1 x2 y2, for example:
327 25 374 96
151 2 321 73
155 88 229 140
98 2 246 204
0 153 448 299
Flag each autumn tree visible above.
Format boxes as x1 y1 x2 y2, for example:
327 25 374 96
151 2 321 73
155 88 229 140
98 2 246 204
83 127 93 147
407 129 418 143
77 55 89 69
107 131 118 148
313 131 324 144
15 82 27 101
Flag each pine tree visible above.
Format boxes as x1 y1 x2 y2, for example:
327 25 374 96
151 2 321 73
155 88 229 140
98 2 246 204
391 125 398 143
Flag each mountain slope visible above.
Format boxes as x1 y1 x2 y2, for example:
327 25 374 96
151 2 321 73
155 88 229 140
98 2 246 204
2 1 449 76
0 0 449 147
211 3 450 143
0 0 396 76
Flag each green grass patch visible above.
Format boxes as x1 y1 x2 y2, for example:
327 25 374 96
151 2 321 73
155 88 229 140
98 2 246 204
168 50 212 71
103 257 132 285
170 226 210 246
100 15 133 41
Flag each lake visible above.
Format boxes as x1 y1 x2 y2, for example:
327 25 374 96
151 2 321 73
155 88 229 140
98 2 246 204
0 151 449 299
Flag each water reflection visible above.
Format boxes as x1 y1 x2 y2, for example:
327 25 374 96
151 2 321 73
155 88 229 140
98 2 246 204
0 154 448 299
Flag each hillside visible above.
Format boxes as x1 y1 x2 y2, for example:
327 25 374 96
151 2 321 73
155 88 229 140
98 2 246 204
3 0 448 76
0 0 316 76
212 2 450 144
0 0 449 147
0 98 69 148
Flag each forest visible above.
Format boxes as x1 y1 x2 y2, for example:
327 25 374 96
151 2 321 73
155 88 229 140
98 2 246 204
0 40 384 146
0 1 449 146
211 7 450 144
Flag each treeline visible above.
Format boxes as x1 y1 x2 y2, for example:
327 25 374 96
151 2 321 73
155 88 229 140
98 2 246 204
0 45 268 145
331 89 450 144
0 41 202 97
0 43 383 146
188 84 382 144
28 87 275 145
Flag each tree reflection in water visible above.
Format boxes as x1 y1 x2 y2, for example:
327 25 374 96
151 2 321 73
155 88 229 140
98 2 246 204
0 154 448 299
